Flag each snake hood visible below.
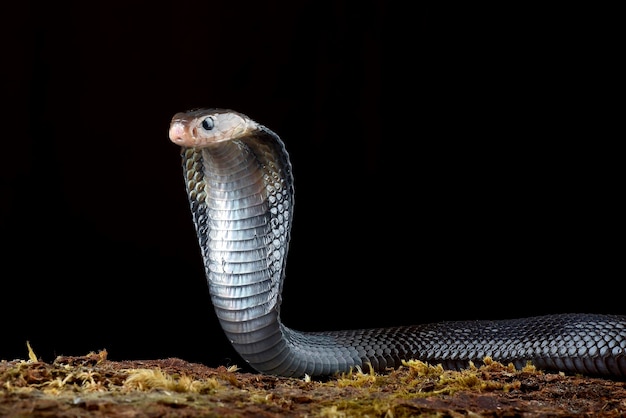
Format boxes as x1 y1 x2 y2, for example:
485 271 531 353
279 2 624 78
169 108 626 379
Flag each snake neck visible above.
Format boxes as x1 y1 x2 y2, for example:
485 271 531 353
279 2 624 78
181 131 304 372
183 132 293 307
181 131 383 377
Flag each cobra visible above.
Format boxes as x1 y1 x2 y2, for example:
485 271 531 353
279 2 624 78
168 108 626 379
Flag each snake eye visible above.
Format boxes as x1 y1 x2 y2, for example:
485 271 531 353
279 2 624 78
201 117 215 131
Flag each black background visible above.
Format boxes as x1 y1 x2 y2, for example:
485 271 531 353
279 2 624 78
1 3 622 373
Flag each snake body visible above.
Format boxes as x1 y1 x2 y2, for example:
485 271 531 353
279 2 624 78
169 108 626 379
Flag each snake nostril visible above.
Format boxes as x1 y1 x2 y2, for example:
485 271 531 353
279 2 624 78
168 122 187 143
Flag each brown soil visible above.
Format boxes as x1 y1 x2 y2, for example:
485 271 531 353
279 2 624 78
1 350 625 417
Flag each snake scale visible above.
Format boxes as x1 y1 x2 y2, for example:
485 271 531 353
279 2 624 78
168 108 626 379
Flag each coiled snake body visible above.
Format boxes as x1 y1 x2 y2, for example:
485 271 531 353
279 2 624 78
169 108 626 379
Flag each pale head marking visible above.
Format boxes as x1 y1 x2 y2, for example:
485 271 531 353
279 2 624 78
169 108 259 147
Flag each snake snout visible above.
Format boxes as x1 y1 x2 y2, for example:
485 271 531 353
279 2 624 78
169 121 189 145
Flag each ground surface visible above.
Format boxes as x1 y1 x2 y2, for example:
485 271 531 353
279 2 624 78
1 350 625 417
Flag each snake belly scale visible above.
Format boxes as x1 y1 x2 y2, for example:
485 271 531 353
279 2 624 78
168 108 626 379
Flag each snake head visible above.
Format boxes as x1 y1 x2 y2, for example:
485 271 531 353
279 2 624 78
169 108 258 147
